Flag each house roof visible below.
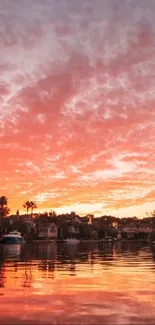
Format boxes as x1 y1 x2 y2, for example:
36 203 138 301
38 222 57 228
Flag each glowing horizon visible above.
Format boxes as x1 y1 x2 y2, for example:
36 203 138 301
0 0 155 218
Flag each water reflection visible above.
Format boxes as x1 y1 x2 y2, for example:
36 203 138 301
2 244 21 260
150 245 155 262
0 242 155 324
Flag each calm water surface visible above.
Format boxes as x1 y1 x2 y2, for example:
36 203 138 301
0 242 155 324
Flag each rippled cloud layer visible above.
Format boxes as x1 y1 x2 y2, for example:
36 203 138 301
0 0 155 216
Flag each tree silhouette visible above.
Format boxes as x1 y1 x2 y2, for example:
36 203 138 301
30 201 37 215
23 201 31 215
0 196 10 219
0 196 7 207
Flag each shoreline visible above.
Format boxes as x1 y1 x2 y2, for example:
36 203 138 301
25 238 150 244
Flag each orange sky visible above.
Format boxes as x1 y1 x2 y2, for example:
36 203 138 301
0 0 155 218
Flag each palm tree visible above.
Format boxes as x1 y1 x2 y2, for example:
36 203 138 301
30 201 37 215
23 201 31 215
0 196 10 219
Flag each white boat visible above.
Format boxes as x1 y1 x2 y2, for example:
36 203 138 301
103 236 113 243
1 230 25 244
64 238 80 244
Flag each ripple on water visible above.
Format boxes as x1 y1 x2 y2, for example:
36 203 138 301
0 243 155 324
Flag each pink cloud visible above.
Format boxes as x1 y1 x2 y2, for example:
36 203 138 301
0 0 155 217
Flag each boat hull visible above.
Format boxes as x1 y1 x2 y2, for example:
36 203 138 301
0 236 25 244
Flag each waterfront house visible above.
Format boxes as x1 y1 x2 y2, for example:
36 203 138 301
122 225 138 238
89 224 98 238
68 225 76 237
122 223 152 239
73 216 82 224
138 225 152 233
37 223 57 239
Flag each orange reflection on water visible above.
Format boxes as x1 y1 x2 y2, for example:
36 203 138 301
0 242 155 324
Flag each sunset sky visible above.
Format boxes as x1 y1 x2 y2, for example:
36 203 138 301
0 0 155 218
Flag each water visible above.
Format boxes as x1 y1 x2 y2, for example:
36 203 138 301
0 241 155 324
